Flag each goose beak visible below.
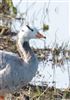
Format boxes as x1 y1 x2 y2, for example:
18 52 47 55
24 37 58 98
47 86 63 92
36 32 46 39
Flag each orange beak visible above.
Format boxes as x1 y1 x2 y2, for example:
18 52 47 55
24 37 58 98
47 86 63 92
36 32 46 39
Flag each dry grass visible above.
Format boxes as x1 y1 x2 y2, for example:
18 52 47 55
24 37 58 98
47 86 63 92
4 85 70 100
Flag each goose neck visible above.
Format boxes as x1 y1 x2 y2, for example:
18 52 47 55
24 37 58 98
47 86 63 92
17 38 32 63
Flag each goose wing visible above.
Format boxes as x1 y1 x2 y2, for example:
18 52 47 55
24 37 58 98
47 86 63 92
0 50 21 70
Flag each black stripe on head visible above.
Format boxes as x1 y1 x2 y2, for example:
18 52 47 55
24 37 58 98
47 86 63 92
26 25 33 31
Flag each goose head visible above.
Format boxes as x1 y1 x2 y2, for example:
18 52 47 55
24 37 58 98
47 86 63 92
18 24 46 42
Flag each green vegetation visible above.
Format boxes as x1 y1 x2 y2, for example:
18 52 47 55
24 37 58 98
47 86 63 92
43 24 49 31
0 0 17 15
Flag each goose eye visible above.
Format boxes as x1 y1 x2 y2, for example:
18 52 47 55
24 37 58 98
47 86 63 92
26 25 33 31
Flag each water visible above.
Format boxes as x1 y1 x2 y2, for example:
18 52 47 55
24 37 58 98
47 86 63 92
31 58 70 89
